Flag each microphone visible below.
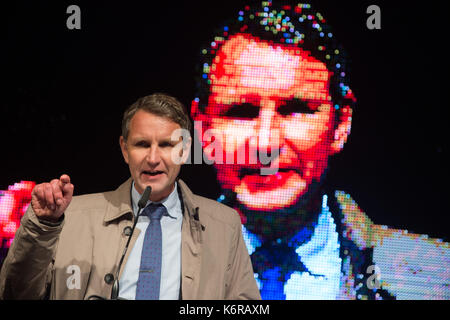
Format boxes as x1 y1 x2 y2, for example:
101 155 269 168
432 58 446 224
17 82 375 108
138 186 152 209
110 185 152 300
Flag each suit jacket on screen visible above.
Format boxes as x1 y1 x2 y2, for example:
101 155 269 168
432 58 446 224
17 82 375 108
330 191 449 300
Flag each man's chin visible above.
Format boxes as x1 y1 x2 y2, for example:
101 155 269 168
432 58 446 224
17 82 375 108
136 174 166 193
234 179 324 241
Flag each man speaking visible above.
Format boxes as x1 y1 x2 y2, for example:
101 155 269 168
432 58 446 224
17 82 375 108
0 93 260 300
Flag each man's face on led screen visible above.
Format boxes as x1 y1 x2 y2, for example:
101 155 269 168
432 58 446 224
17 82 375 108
194 34 351 213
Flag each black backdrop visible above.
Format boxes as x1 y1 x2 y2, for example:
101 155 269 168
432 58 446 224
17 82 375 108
2 0 449 241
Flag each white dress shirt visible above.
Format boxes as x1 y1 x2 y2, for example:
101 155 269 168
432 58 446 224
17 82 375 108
118 181 182 300
242 194 342 299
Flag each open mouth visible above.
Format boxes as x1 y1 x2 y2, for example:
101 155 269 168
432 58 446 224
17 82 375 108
141 170 164 178
239 167 301 193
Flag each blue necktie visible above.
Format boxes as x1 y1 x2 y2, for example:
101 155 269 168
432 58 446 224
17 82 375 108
135 203 166 300
251 242 314 300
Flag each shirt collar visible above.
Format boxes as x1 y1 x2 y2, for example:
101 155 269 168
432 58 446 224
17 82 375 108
131 181 180 219
242 194 341 276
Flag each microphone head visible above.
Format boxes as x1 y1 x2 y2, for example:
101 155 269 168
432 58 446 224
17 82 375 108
138 186 152 209
111 279 119 300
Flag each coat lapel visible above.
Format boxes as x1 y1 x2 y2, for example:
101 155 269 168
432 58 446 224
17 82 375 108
177 179 204 300
331 190 395 300
101 178 138 287
101 178 205 299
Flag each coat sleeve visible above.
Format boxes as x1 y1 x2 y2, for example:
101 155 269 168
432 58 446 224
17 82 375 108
225 213 261 300
0 206 64 300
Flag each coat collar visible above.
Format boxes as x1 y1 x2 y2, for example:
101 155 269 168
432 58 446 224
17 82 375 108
176 179 200 220
103 177 200 223
103 178 134 223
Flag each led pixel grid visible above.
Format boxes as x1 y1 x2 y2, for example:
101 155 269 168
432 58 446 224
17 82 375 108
1 1 449 300
0 181 35 264
191 1 449 300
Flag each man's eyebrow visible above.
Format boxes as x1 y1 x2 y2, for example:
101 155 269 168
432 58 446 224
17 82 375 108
130 136 175 143
130 136 147 142
165 136 184 144
281 97 321 104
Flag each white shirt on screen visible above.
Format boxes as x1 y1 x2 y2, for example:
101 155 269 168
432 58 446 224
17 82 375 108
241 194 342 299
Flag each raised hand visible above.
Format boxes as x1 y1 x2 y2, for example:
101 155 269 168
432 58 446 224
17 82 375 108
30 174 74 222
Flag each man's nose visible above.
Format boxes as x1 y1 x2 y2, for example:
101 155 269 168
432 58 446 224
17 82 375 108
256 107 279 150
146 146 161 165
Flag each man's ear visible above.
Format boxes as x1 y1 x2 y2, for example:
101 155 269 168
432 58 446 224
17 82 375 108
330 106 353 154
119 136 129 164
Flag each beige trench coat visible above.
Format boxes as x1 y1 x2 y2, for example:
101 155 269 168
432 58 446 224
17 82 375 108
0 178 261 300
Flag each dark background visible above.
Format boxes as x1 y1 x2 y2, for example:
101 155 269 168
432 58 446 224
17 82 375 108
2 0 449 240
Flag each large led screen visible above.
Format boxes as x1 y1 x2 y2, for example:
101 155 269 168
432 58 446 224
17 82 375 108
1 1 448 300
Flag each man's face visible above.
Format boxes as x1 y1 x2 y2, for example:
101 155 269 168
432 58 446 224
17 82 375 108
120 110 190 201
194 34 349 211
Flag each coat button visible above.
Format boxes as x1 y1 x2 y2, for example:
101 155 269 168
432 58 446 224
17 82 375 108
104 273 114 284
123 226 132 236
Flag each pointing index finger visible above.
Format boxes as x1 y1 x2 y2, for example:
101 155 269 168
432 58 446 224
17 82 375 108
60 174 71 185
59 174 74 200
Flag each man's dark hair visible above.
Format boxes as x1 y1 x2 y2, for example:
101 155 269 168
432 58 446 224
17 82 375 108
122 93 192 142
194 1 356 118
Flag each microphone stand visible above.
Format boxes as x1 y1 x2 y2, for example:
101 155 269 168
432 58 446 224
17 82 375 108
88 186 152 300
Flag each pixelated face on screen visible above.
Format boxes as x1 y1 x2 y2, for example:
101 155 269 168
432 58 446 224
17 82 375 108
199 34 339 211
192 3 354 214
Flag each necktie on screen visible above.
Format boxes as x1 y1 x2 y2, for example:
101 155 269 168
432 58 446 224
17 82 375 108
251 241 323 300
135 203 167 300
